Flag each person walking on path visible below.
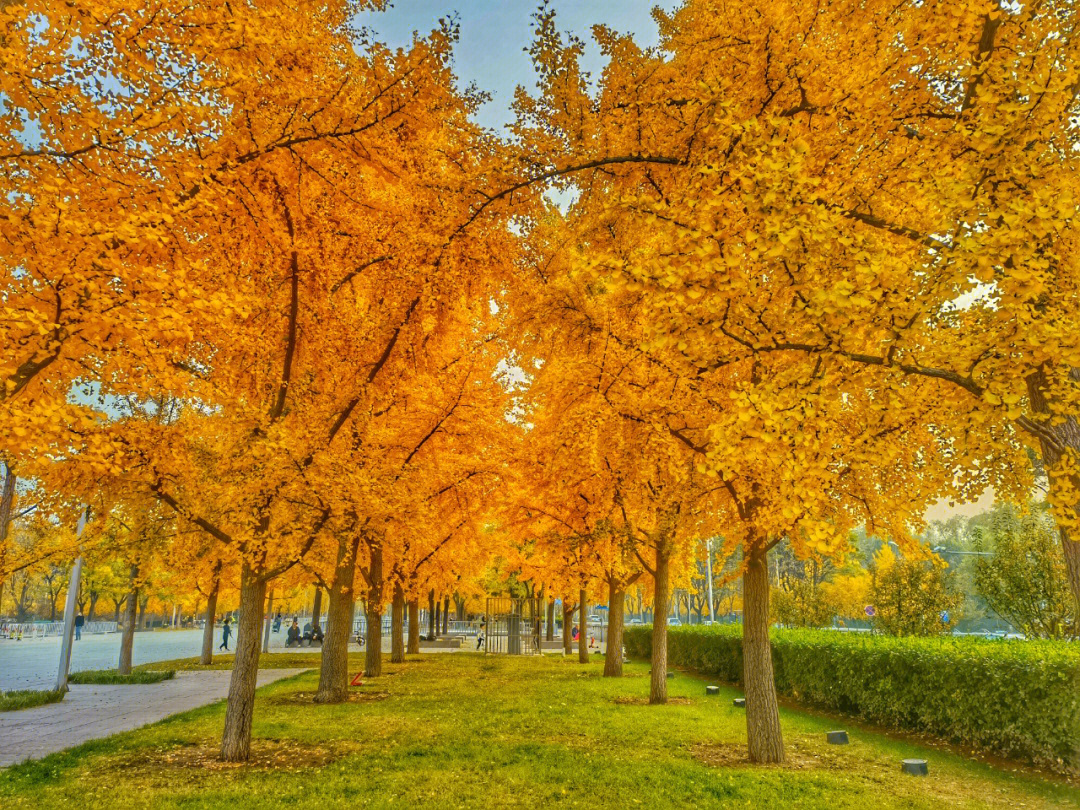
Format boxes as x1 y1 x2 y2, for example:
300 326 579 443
74 612 84 641
219 615 233 651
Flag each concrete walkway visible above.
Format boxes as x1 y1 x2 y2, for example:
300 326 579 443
0 668 309 767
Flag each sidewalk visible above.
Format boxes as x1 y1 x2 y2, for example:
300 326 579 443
0 668 308 767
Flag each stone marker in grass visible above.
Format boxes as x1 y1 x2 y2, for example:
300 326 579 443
826 731 849 745
706 685 720 696
901 759 929 776
733 697 745 708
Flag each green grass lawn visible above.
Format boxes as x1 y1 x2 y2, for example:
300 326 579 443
1 653 1077 808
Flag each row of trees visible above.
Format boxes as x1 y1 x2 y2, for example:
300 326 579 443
3 0 1080 767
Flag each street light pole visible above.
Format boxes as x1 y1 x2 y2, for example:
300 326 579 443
56 506 90 692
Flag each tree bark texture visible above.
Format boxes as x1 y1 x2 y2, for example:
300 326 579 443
312 586 323 631
391 583 405 663
117 566 139 675
562 601 574 655
316 536 359 703
1026 368 1080 616
604 581 625 677
364 541 384 677
742 543 785 764
407 598 420 654
220 565 268 762
428 589 436 639
201 580 219 665
578 586 589 664
546 597 555 641
650 543 670 704
442 595 449 634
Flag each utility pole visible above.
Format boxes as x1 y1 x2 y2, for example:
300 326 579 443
57 506 90 692
706 537 715 623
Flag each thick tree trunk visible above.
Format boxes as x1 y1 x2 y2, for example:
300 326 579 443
604 580 625 677
117 565 139 675
1026 368 1080 616
428 589 436 639
562 601 574 655
312 586 323 631
316 537 359 703
743 543 785 764
137 594 148 630
201 581 219 665
364 542 384 677
221 565 268 762
442 595 449 634
578 587 589 664
546 597 555 641
434 599 441 639
407 598 420 654
391 583 405 663
650 543 670 705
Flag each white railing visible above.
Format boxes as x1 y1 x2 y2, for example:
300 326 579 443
0 620 118 638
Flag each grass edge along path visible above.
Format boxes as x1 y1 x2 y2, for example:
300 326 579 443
0 690 64 713
67 670 176 685
0 653 1076 809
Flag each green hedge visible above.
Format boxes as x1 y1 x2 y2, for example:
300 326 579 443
624 624 1080 771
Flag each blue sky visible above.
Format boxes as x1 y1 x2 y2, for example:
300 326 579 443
353 1 677 131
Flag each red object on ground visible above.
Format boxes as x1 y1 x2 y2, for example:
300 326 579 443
350 672 364 686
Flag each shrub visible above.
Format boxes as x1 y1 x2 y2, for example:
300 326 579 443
624 624 1080 771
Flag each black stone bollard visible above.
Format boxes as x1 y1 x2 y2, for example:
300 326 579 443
706 685 720 696
733 697 745 708
826 731 849 745
901 759 928 776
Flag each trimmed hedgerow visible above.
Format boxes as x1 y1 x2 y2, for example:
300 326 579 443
624 624 1080 771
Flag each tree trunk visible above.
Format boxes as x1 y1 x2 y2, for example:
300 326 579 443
317 536 359 703
364 542 384 677
407 598 420 654
311 586 323 631
220 565 268 762
546 597 555 641
442 595 449 634
604 580 626 677
578 587 589 664
434 599 441 639
87 592 99 623
0 464 15 616
428 589 436 639
117 565 139 675
562 601 574 655
137 593 148 630
650 542 672 704
201 580 219 665
391 583 405 663
261 587 274 654
1026 368 1080 616
743 543 785 764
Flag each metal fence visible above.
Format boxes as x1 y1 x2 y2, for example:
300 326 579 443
0 620 118 638
484 597 543 655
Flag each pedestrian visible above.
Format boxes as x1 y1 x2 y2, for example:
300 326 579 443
476 615 486 651
219 615 233 651
74 612 85 641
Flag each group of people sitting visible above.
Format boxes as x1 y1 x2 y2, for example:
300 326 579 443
284 618 324 647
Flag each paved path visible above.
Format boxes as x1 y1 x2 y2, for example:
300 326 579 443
0 668 308 767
